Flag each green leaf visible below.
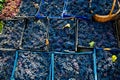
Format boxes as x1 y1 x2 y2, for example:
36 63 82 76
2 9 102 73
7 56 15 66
0 21 4 34
0 3 3 11
0 0 5 3
89 41 95 48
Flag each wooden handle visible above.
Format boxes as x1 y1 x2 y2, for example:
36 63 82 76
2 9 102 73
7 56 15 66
115 1 120 15
93 0 120 22
109 0 116 15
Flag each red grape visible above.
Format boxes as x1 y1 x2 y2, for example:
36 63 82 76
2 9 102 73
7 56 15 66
0 0 21 19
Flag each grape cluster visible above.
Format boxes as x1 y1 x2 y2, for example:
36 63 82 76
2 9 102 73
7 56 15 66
0 0 21 19
91 0 119 15
39 0 64 17
49 19 75 52
113 54 120 80
15 51 50 80
78 20 118 48
65 0 91 19
96 50 116 80
54 54 94 80
0 20 24 49
0 51 15 80
17 0 40 16
22 19 48 51
65 0 118 17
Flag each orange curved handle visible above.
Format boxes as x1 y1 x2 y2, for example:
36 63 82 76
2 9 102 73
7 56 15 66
109 0 116 15
93 0 120 22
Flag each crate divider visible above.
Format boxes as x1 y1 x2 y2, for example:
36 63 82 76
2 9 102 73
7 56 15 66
93 48 97 80
10 51 18 80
